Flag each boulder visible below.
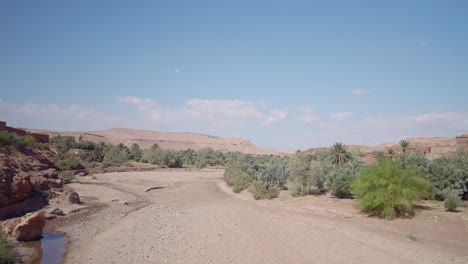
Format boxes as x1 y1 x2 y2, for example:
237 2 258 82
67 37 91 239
48 208 64 216
53 190 81 205
1 211 45 241
67 191 81 204
10 175 32 203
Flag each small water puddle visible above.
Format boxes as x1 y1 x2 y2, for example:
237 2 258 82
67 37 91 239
26 232 67 264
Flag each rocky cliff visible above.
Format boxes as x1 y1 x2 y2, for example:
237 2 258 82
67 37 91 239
0 148 62 219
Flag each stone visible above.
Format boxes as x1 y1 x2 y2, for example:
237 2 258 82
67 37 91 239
1 211 45 241
54 190 81 205
67 191 81 204
49 208 65 216
45 214 57 220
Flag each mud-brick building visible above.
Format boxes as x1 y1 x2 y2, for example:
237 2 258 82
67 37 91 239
0 121 49 143
456 134 468 151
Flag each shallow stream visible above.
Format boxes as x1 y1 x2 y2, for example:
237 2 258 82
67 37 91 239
26 232 67 264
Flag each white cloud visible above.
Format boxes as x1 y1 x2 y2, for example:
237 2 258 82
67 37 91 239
174 68 181 74
319 122 336 129
330 112 353 120
117 96 154 111
0 100 126 130
298 105 319 124
302 112 468 148
262 109 288 125
351 89 370 95
119 97 288 127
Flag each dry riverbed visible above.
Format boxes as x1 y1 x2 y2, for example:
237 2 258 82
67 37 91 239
51 169 468 264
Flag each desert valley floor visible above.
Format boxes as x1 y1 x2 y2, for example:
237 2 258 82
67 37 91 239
46 169 468 264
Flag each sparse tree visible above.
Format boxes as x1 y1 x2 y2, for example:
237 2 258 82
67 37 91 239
329 142 352 165
387 148 395 159
399 140 410 154
373 151 385 160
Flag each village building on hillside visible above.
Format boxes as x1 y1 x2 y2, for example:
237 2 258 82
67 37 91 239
0 121 49 143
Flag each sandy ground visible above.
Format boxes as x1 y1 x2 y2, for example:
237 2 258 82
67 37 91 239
54 169 468 264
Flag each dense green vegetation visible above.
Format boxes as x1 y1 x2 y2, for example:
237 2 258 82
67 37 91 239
443 189 462 212
50 136 228 171
0 232 15 264
2 131 467 218
223 141 468 218
351 160 432 218
0 131 48 150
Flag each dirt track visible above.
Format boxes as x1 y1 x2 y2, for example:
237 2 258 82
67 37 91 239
58 169 468 264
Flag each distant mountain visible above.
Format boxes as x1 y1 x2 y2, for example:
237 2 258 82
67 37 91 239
26 127 276 155
304 134 468 161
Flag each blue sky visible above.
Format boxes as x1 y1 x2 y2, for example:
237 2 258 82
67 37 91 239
1 0 467 150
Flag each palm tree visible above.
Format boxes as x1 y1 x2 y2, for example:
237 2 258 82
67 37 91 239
399 140 410 154
373 151 385 160
387 148 395 159
329 142 352 165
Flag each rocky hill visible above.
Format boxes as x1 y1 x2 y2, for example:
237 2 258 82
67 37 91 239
305 134 468 161
26 128 275 155
0 148 62 219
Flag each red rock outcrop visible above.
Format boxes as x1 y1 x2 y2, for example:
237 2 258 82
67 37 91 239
1 211 45 241
0 148 63 219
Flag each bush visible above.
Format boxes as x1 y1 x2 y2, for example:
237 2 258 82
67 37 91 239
444 189 462 212
326 162 361 198
159 149 183 168
180 149 197 165
195 148 225 169
0 231 15 264
426 155 467 200
54 154 85 171
129 143 142 161
0 131 26 149
50 135 77 151
59 171 76 181
290 160 328 197
232 174 252 193
224 157 255 193
288 153 312 196
351 160 432 218
102 145 130 166
256 158 289 188
23 135 36 148
142 147 183 168
249 181 279 200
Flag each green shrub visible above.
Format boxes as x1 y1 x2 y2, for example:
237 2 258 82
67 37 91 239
290 160 328 196
50 135 77 151
159 149 183 168
129 143 143 161
443 189 462 212
54 154 85 171
59 171 76 181
36 190 53 200
351 160 432 218
256 158 289 188
426 154 467 200
142 147 183 168
224 158 255 193
195 148 225 169
232 174 252 193
249 181 279 200
180 149 197 165
0 131 26 149
326 162 361 198
288 153 313 196
23 135 36 148
102 145 130 166
0 232 15 264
